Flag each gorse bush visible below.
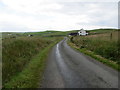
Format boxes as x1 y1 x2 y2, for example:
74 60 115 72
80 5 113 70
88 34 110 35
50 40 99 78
72 32 118 63
2 37 53 85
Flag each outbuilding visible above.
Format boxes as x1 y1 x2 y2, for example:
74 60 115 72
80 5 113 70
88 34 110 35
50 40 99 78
78 29 88 36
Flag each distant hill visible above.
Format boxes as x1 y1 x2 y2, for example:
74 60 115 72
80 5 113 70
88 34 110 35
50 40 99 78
2 28 118 38
86 29 118 35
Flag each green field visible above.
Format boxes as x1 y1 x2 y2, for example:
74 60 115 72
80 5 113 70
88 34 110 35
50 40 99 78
2 30 80 39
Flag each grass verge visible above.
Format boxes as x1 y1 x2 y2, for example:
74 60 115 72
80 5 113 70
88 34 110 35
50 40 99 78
4 41 59 88
68 40 120 71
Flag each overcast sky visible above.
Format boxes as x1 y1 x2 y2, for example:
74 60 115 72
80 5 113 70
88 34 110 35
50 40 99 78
0 0 119 32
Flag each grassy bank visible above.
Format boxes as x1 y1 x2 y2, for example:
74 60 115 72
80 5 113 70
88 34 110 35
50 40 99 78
2 36 62 88
68 30 119 71
4 40 59 88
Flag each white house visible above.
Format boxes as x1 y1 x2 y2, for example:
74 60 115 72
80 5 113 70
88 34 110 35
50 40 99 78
78 29 88 36
8 34 12 35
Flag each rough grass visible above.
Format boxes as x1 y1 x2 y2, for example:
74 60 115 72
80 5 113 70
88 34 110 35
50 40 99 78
2 36 62 88
68 31 119 71
4 40 58 88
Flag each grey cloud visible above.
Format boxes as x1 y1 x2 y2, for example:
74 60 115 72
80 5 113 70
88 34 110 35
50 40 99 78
0 1 118 32
59 2 118 28
0 22 30 32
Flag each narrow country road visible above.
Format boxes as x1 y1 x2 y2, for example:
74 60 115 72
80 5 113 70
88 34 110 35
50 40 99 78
42 37 119 88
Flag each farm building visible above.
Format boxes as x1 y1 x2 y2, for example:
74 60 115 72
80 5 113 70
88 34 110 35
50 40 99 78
28 34 33 37
78 29 88 36
69 33 78 36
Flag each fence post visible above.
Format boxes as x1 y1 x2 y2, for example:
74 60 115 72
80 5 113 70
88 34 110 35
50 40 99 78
110 33 112 40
